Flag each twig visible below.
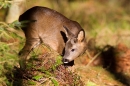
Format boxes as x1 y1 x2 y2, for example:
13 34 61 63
5 1 13 3
0 22 10 28
0 3 4 9
86 50 92 58
86 52 101 68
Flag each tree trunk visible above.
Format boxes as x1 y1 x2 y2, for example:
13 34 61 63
6 0 26 23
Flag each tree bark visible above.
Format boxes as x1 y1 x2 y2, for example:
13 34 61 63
6 0 26 23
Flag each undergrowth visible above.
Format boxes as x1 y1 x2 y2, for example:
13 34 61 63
0 20 22 85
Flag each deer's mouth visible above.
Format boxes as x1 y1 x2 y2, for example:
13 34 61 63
62 59 69 64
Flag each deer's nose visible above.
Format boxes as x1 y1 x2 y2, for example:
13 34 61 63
62 58 69 64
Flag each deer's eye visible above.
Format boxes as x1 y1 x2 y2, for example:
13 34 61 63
71 49 75 52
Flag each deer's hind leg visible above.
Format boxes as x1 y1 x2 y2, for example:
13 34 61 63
19 38 41 69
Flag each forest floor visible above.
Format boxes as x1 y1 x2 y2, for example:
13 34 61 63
1 33 130 86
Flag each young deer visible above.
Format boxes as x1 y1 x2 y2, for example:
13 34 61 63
19 6 87 69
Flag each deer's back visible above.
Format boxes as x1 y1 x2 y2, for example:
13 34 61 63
19 6 83 54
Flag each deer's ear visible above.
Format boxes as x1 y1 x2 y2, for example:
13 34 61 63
77 30 85 42
63 25 74 38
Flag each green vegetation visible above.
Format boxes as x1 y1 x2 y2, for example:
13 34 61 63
0 0 11 9
0 20 22 85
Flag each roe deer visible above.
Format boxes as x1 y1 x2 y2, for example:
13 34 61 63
19 6 87 69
